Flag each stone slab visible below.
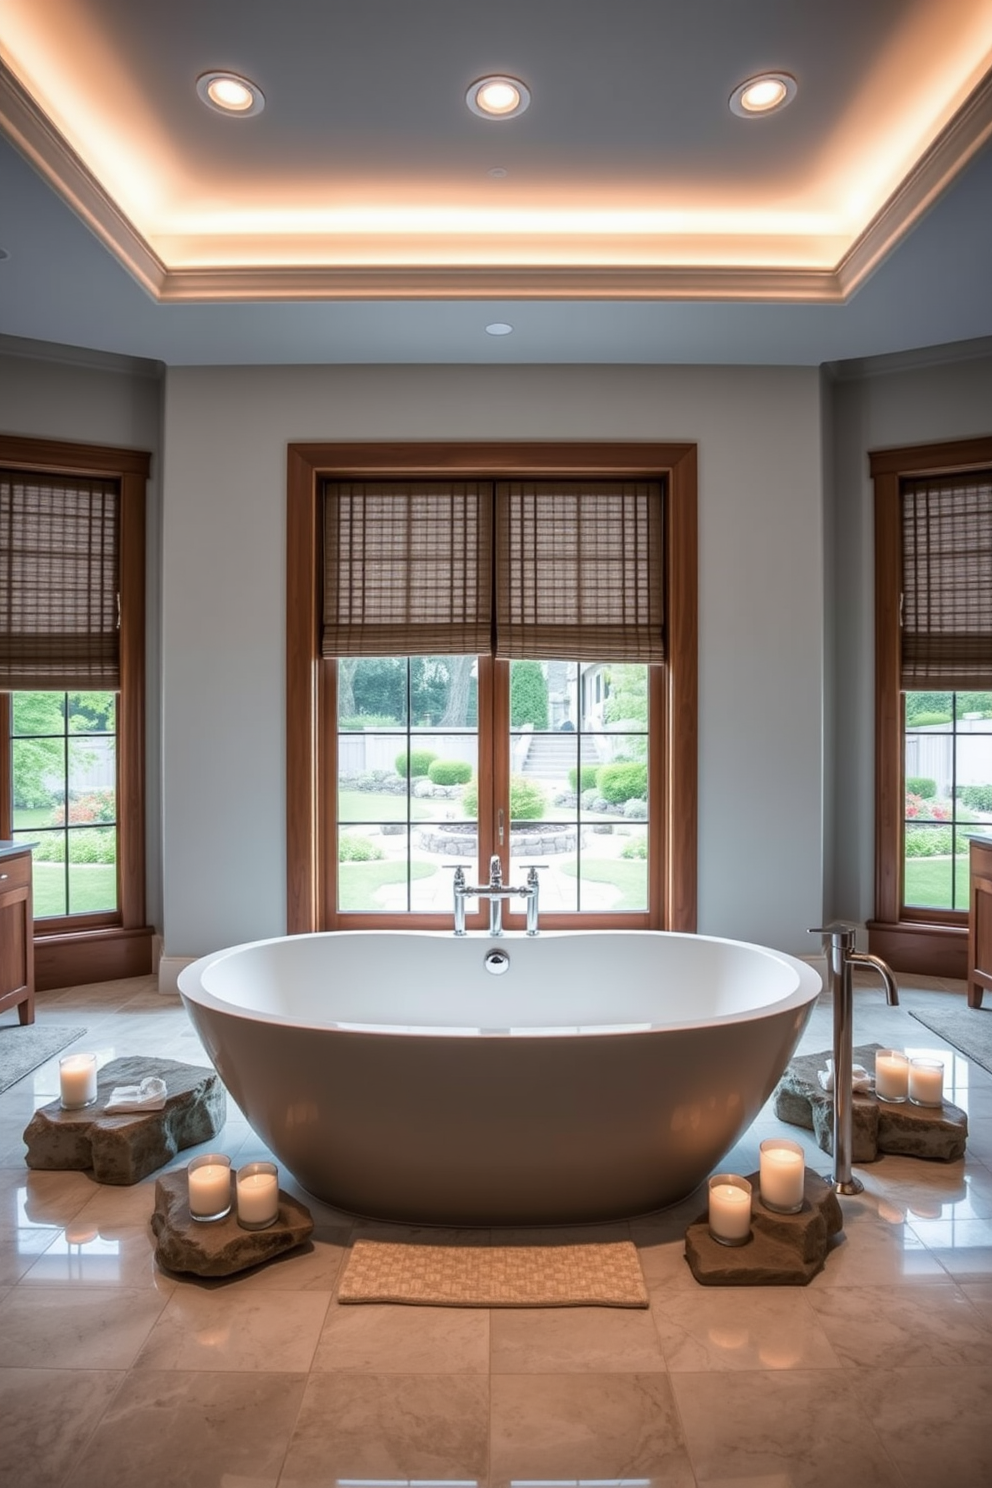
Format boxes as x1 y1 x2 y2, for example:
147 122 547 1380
151 1168 314 1277
23 1056 226 1185
685 1169 844 1286
773 1043 967 1162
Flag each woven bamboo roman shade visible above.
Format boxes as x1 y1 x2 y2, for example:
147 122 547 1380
322 482 493 658
901 471 992 689
495 481 665 662
322 478 665 662
0 469 121 690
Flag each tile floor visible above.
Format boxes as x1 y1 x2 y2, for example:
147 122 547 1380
1 969 992 1487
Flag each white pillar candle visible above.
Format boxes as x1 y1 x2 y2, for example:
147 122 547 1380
759 1139 805 1213
909 1058 944 1107
187 1155 232 1220
874 1049 909 1102
59 1053 97 1110
707 1174 752 1246
236 1163 279 1229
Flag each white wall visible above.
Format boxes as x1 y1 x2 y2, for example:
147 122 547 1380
161 363 825 960
0 342 165 934
830 348 992 927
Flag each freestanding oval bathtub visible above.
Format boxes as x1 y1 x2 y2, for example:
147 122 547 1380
179 930 819 1225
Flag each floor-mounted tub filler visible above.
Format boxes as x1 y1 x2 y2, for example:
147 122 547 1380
178 930 820 1225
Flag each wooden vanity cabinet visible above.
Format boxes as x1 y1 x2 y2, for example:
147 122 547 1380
0 846 34 1024
968 836 992 1010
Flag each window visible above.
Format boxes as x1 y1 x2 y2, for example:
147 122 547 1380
0 436 151 988
287 443 697 934
870 437 992 976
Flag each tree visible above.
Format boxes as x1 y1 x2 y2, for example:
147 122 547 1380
439 655 475 727
510 660 549 729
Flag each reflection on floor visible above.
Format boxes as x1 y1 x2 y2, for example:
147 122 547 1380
1 970 991 1487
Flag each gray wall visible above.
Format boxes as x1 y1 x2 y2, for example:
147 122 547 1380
829 347 992 928
161 363 826 960
0 341 165 935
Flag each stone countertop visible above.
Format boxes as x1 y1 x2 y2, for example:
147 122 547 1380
0 840 37 857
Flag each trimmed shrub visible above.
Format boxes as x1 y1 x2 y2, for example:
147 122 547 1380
394 749 438 779
510 660 549 729
620 836 648 859
597 761 648 804
427 759 473 786
905 776 936 799
904 825 955 857
32 828 116 865
908 711 952 728
339 714 398 730
461 775 546 821
338 834 385 862
962 783 992 812
568 764 600 793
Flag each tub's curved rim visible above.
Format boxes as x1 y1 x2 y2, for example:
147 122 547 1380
177 928 822 1038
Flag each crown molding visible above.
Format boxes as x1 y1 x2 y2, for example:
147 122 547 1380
2 54 990 306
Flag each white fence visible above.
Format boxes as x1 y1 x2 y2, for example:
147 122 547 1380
905 720 992 798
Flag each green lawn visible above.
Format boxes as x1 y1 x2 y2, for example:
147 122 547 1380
560 857 648 911
903 853 970 911
31 862 117 917
338 858 436 911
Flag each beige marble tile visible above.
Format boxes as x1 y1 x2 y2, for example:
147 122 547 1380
809 1204 949 1286
0 1226 60 1284
134 1285 330 1372
20 1223 175 1292
0 1367 124 1488
809 1282 992 1367
960 1277 992 1322
0 1169 97 1228
906 1213 992 1277
194 1224 352 1294
0 1284 168 1368
655 1287 842 1372
672 1369 905 1487
314 1298 489 1373
491 1300 668 1373
853 1364 992 1488
64 1368 306 1488
490 1371 695 1486
279 1371 489 1484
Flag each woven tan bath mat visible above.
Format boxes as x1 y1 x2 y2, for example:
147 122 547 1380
337 1237 649 1308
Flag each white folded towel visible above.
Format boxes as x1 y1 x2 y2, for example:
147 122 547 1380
104 1076 167 1113
817 1059 873 1094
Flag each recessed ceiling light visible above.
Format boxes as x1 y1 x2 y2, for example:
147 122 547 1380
729 72 797 118
0 248 10 262
467 76 530 120
488 167 508 178
486 322 514 336
197 71 265 117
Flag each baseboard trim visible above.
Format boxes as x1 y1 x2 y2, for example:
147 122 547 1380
35 925 154 991
158 954 195 996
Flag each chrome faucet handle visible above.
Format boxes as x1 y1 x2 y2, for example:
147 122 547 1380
489 854 503 886
526 864 549 881
808 925 857 948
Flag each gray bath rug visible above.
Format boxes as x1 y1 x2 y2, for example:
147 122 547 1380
909 1004 992 1078
0 1026 87 1095
338 1237 649 1308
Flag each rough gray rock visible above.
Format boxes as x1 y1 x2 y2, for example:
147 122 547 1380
684 1168 844 1286
151 1168 314 1277
773 1043 967 1162
23 1056 226 1184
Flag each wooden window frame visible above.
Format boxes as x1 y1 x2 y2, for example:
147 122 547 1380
0 435 152 990
287 441 697 935
868 434 992 979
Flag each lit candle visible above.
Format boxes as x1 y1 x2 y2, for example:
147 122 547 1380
187 1154 232 1221
708 1174 752 1246
909 1058 944 1107
759 1139 805 1213
59 1053 98 1110
875 1049 909 1103
236 1162 279 1230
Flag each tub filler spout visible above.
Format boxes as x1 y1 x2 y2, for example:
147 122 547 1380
448 855 546 936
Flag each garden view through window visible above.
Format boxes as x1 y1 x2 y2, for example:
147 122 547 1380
904 690 992 912
10 690 118 919
337 656 650 915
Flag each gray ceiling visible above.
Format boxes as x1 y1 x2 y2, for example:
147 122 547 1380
0 0 990 368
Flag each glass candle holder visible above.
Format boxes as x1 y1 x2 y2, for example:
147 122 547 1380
187 1153 232 1222
59 1052 98 1110
236 1161 279 1230
708 1173 752 1247
759 1138 805 1213
909 1058 944 1107
874 1049 909 1103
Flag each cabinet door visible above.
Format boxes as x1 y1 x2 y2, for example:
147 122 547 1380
0 852 34 1020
